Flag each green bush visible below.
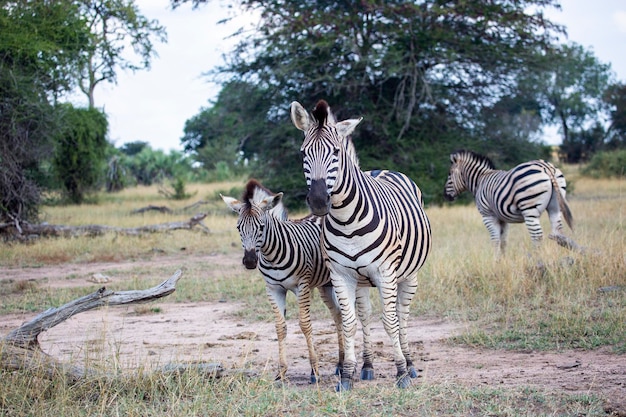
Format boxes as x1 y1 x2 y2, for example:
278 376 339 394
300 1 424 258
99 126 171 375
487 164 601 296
581 150 626 178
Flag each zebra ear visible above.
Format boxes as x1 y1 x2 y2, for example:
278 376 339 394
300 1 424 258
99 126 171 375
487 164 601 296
272 192 284 207
291 101 312 131
336 117 363 138
221 194 244 213
259 192 283 211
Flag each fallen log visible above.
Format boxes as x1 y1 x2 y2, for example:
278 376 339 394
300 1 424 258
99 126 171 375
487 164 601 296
548 233 599 255
0 270 185 381
131 205 173 214
0 213 210 240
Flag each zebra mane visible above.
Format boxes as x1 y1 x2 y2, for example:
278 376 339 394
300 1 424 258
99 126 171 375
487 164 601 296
312 99 336 128
453 149 496 170
311 99 358 167
345 135 360 168
241 179 288 219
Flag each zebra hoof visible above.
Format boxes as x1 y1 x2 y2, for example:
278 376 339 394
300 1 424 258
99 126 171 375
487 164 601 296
335 379 353 392
335 365 343 376
310 370 319 384
408 366 419 379
360 367 375 381
396 373 412 389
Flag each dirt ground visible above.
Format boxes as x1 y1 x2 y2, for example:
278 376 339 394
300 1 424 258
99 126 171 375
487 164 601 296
1 254 624 414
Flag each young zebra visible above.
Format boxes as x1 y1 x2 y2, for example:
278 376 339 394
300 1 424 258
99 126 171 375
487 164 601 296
443 149 574 257
221 179 375 384
291 100 432 391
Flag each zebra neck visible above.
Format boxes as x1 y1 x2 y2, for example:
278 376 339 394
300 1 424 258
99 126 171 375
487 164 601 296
466 166 493 195
258 214 281 258
329 158 367 221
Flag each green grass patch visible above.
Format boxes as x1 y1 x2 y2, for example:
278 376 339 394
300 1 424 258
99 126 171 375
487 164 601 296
0 369 607 417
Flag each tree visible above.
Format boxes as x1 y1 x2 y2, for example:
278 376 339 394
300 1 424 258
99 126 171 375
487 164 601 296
478 94 551 166
76 0 167 108
53 105 109 204
604 82 626 149
181 81 268 171
0 1 91 226
531 43 613 162
179 0 567 207
120 140 150 156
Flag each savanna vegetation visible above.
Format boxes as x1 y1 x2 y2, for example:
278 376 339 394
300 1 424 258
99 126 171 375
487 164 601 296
3 0 626 232
1 168 624 416
172 0 626 209
2 0 625 415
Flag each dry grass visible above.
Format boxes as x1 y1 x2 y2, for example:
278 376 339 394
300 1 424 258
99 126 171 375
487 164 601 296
0 172 624 416
0 181 244 268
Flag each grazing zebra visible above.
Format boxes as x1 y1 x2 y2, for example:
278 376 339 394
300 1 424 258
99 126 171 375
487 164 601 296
221 179 375 384
291 100 432 391
443 149 574 257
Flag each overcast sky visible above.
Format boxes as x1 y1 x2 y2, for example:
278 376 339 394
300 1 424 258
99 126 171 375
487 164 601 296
84 0 626 152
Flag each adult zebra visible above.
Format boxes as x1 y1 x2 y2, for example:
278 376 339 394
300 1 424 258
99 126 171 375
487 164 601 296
291 100 432 391
443 149 574 257
221 179 375 384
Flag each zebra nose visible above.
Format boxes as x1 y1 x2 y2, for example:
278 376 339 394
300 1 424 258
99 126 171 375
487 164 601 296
242 249 257 269
307 179 330 215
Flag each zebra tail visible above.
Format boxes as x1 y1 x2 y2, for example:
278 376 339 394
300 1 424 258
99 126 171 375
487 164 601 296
560 194 574 231
548 168 574 231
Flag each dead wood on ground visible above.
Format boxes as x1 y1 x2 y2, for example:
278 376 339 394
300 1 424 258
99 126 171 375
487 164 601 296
0 213 210 241
0 270 219 382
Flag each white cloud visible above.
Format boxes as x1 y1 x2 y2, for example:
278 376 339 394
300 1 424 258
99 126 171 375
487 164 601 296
614 10 626 33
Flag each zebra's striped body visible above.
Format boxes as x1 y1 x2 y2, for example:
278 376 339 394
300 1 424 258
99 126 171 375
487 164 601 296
444 150 574 256
221 179 374 383
291 100 432 391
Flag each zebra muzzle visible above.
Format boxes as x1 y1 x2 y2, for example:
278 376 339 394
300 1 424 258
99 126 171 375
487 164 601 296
242 249 258 269
307 179 330 216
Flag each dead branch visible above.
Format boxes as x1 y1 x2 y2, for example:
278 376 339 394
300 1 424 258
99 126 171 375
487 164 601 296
0 270 183 381
0 214 209 240
131 205 173 214
181 200 209 212
548 233 598 255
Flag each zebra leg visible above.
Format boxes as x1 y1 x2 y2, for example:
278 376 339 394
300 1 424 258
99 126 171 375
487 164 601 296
355 286 375 380
377 278 411 389
318 284 345 378
332 277 358 392
296 283 320 384
266 286 289 381
398 278 419 379
522 211 544 247
499 222 510 256
482 216 505 258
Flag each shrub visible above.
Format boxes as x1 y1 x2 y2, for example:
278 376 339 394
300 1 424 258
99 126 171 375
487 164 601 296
581 150 626 178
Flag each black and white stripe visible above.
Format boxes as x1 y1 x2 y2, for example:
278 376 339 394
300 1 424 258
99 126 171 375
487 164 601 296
222 179 374 383
291 100 432 391
444 149 574 256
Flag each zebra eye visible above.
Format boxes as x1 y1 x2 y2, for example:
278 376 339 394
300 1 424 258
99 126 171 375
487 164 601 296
333 147 340 156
